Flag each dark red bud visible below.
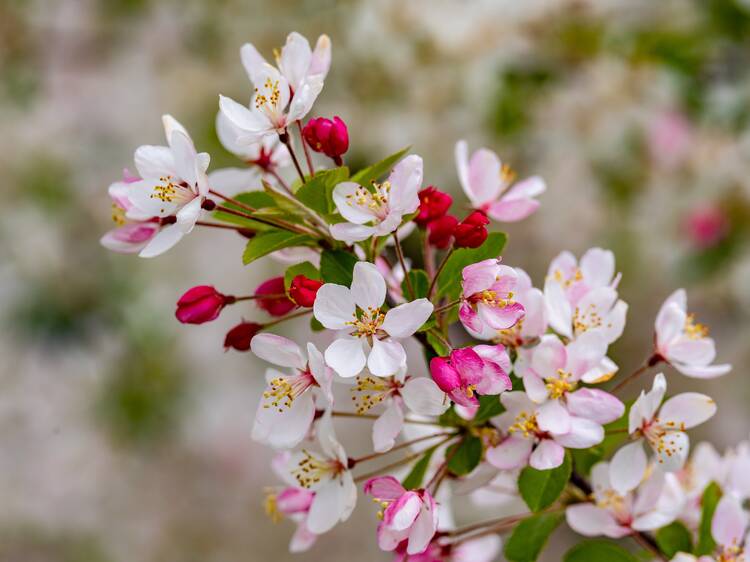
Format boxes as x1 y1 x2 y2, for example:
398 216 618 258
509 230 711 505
427 215 458 249
415 186 453 226
289 275 323 308
224 321 263 351
254 276 297 317
453 211 489 249
302 116 349 160
176 285 233 324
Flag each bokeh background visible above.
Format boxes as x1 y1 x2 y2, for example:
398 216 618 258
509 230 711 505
1 0 749 560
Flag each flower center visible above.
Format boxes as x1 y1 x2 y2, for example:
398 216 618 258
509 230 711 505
347 182 391 220
572 302 611 335
150 175 195 212
470 290 514 308
346 307 385 338
546 369 576 399
352 375 400 414
292 450 344 488
111 203 126 225
551 267 583 288
508 411 540 438
718 544 745 562
264 490 282 523
262 369 315 412
493 320 524 348
684 313 709 340
500 163 516 186
254 77 282 113
595 488 629 522
640 418 686 463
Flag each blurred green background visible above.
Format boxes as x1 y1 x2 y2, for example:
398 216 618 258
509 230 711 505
1 0 748 560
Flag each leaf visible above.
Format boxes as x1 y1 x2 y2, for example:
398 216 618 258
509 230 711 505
437 232 508 300
243 230 315 265
563 540 638 562
473 394 504 425
310 316 324 332
426 331 451 357
319 249 358 286
402 446 437 490
437 406 466 428
213 191 278 229
446 435 482 476
350 147 410 185
655 521 693 558
401 269 430 300
295 167 349 214
518 451 572 512
504 512 564 562
283 261 321 291
696 481 722 555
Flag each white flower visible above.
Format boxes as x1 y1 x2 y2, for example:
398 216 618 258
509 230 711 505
329 155 423 244
219 32 330 141
313 262 433 378
125 115 210 257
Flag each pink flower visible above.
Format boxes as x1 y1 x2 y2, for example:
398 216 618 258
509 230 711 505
392 534 502 562
455 140 545 222
175 285 234 324
430 345 511 409
365 476 438 555
415 186 453 227
100 173 161 254
302 116 349 163
709 494 749 561
655 289 732 378
648 111 692 170
459 259 525 337
685 205 729 249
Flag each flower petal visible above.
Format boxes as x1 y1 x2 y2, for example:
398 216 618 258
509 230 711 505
553 416 604 449
566 504 628 538
401 378 449 416
712 495 748 548
529 439 565 470
138 223 184 258
373 401 404 453
609 441 647 495
382 299 434 338
486 435 533 470
313 284 355 329
659 393 717 430
325 337 367 378
566 388 625 425
368 338 406 377
251 333 306 370
351 262 387 310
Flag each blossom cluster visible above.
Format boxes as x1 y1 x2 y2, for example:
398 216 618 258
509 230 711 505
101 31 737 562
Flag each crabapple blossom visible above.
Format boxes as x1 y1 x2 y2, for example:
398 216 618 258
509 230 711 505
302 116 349 162
99 173 160 253
330 155 423 244
427 215 458 249
655 289 732 378
313 262 433 378
609 373 717 494
251 334 333 449
175 285 234 324
455 140 545 222
453 211 489 249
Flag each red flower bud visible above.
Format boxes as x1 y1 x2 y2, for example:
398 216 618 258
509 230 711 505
255 276 297 317
289 275 323 307
302 116 349 162
415 186 453 226
224 321 262 351
176 285 234 324
454 211 489 249
427 215 458 249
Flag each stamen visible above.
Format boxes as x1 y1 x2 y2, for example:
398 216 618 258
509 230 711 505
684 313 709 340
351 375 394 414
546 369 576 399
292 450 341 488
508 411 539 438
262 371 314 412
111 203 126 225
264 490 282 523
345 307 385 338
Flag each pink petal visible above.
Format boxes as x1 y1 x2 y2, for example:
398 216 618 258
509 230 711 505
566 388 625 425
364 476 405 501
529 440 565 470
486 435 533 470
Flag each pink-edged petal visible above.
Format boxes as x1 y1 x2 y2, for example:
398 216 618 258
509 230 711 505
289 521 318 553
401 378 449 416
368 338 406 377
467 147 502 205
478 301 525 331
385 492 421 530
307 343 334 403
100 223 158 253
351 261 387 310
566 388 625 425
377 521 406 552
325 337 367 378
553 416 604 448
659 393 717 430
462 259 500 296
486 435 533 470
610 441 647 495
430 357 461 394
486 197 540 222
712 495 748 547
364 475 406 501
373 401 404 452
629 373 667 433
530 440 565 470
523 371 549 403
530 335 567 379
566 504 629 538
459 302 483 334
382 299 434 338
537 399 571 435
251 333 306 370
450 347 485 386
407 502 438 554
566 330 608 376
313 283 355 329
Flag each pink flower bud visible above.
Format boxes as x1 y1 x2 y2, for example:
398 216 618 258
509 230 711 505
255 277 297 317
224 321 262 351
415 186 453 226
454 211 489 249
427 215 458 249
685 205 728 249
289 275 323 308
302 116 349 162
176 285 234 324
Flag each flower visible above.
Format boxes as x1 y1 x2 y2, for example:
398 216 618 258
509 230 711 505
330 155 423 244
453 211 489 249
175 285 234 324
251 333 333 449
566 461 684 539
487 391 605 470
429 345 511 408
415 186 453 226
365 476 438 555
224 321 262 351
100 172 161 253
459 259 525 337
427 215 458 249
125 115 210 257
302 116 349 163
287 411 356 534
219 32 331 141
455 140 545 222
313 262 433 377
685 205 729 250
609 373 717 494
289 275 323 307
709 494 749 561
255 276 297 316
655 289 732 378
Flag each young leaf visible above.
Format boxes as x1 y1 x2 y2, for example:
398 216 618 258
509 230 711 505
213 191 277 229
447 435 482 476
401 269 430 300
504 512 564 562
696 481 722 555
295 167 349 214
350 147 410 185
473 395 504 425
655 521 693 558
426 331 451 357
437 232 508 300
243 230 315 265
518 451 572 512
283 261 321 291
402 446 438 490
310 316 324 332
563 540 638 562
320 249 359 286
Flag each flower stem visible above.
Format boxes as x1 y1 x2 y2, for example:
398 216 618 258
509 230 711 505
264 309 311 328
422 229 435 279
269 169 292 193
349 432 455 466
233 294 287 301
433 299 460 314
209 190 316 236
353 435 455 483
297 121 315 178
196 221 250 231
632 531 668 561
427 247 454 299
393 231 414 299
611 353 663 394
330 411 442 426
279 130 306 184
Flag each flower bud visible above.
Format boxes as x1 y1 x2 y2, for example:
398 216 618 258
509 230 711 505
224 321 262 351
289 275 323 308
176 285 234 324
685 205 728 249
255 276 297 317
302 116 349 162
427 215 458 249
453 211 489 249
415 186 453 226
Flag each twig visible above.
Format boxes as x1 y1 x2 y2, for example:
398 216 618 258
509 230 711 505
427 247 454 299
393 231 414 299
279 130 306 183
611 353 662 394
264 309 311 328
349 432 455 466
297 120 315 177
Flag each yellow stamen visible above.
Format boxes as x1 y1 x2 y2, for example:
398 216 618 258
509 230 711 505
508 411 539 438
352 375 393 414
546 369 576 399
684 313 709 340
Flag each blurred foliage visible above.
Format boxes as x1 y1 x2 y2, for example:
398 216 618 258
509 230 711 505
0 527 111 562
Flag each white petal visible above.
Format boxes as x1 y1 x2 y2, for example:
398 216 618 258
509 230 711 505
653 430 689 472
580 248 615 288
313 284 355 329
609 441 647 495
207 167 259 195
553 416 604 448
373 401 404 452
333 182 378 224
251 333 306 370
486 436 533 470
252 393 314 449
529 440 565 470
351 262 387 310
138 223 184 258
536 400 571 435
329 222 376 244
169 130 199 187
566 504 628 538
134 145 175 179
325 337 367 378
382 299 434 339
279 31 312 91
401 378 449 416
712 495 748 547
219 94 266 136
407 503 438 554
544 279 573 338
656 301 686 352
240 42 267 85
307 479 348 534
387 155 423 213
659 393 717 430
368 338 406 377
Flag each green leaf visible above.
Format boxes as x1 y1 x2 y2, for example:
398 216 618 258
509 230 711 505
319 250 358 286
310 316 324 332
402 446 438 490
350 147 410 185
437 406 466 429
243 230 315 265
504 512 564 562
473 394 504 425
295 167 349 214
655 521 693 558
283 261 321 291
447 435 482 476
696 481 722 555
563 540 638 562
213 191 278 229
518 451 572 512
437 232 508 300
426 331 451 357
401 269 429 300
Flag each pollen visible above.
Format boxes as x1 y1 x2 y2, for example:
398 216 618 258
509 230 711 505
346 182 391 219
111 203 126 225
684 313 709 340
572 303 604 335
264 490 282 523
508 411 539 438
262 371 314 412
546 369 576 399
351 375 393 414
346 307 385 339
292 450 340 489
254 77 282 110
500 163 517 185
150 175 179 203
